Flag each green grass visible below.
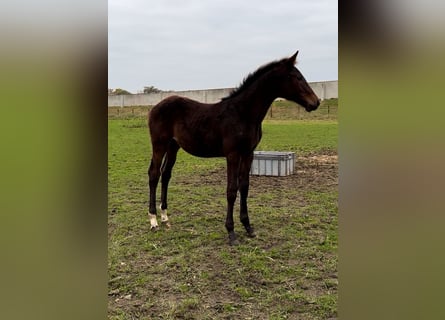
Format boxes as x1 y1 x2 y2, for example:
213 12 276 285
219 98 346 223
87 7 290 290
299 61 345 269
259 120 337 153
108 113 338 319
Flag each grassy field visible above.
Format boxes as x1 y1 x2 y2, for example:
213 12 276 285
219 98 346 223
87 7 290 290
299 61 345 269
108 104 338 319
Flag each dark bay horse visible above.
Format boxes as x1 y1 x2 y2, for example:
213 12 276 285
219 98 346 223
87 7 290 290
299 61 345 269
148 51 320 245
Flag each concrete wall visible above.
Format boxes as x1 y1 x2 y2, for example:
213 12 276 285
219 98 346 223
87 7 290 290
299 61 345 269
108 80 337 107
308 80 338 101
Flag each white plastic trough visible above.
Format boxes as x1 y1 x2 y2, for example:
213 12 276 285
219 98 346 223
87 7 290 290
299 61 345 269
250 151 295 176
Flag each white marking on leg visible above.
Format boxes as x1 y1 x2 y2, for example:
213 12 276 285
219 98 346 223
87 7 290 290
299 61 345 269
149 214 158 230
160 205 170 228
160 208 168 222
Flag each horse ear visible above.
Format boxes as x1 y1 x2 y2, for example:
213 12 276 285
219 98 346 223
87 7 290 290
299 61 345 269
288 50 299 65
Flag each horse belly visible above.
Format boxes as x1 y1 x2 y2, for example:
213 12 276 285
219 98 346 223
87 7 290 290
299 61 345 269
172 110 225 157
175 137 223 158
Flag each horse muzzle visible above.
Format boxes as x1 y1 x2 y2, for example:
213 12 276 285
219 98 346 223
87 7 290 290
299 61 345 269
305 99 320 112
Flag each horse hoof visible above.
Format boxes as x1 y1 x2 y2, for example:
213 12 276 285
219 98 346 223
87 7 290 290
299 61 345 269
150 225 159 232
247 231 256 238
162 221 171 229
246 227 256 238
229 232 238 246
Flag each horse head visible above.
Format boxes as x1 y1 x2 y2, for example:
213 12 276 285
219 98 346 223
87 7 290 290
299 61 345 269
277 51 320 112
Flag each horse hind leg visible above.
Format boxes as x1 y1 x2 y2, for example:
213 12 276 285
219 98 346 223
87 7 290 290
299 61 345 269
148 143 168 231
159 140 180 228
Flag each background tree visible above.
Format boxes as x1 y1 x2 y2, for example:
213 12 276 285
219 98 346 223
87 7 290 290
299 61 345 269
112 88 132 95
143 86 161 94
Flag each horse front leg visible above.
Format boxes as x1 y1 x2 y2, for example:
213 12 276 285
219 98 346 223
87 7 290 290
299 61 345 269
239 153 256 238
226 154 240 245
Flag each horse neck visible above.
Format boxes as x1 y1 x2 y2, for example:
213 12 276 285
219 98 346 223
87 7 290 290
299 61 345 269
232 78 279 124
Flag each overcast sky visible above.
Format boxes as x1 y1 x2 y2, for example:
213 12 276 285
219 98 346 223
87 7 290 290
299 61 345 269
109 0 337 93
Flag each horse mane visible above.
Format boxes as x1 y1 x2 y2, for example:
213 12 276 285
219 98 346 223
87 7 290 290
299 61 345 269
222 58 287 101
